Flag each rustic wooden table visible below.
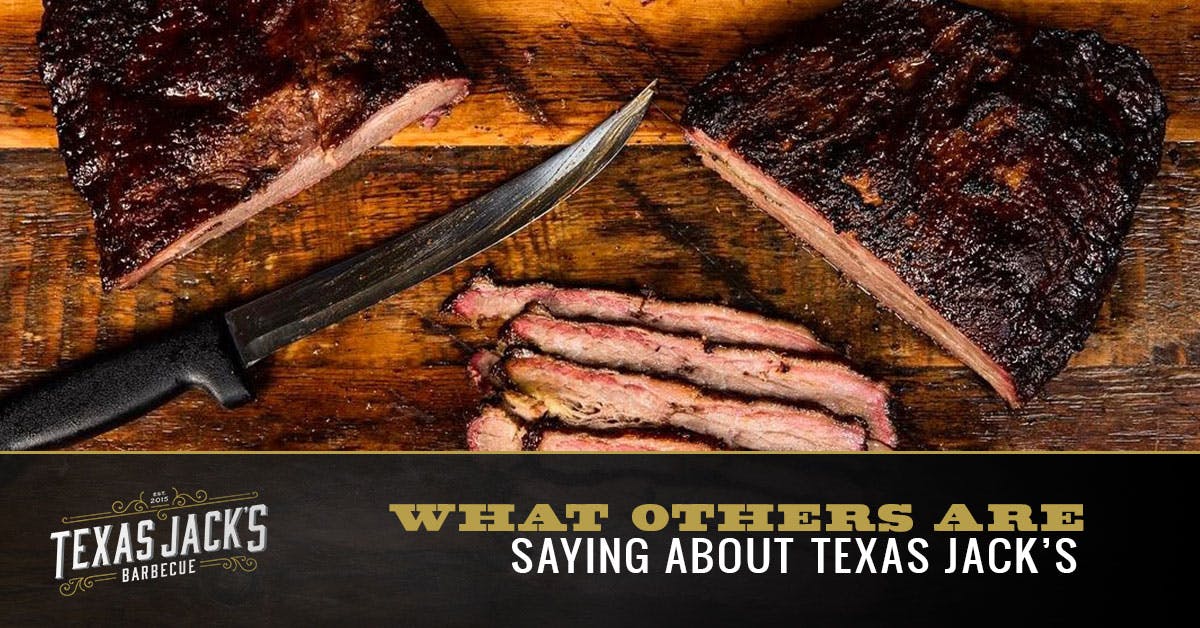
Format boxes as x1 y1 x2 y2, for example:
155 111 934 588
0 0 1197 450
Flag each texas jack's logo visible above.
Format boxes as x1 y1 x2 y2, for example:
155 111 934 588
50 488 268 596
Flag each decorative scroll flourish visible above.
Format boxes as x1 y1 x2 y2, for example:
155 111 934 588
62 489 259 524
58 573 117 597
199 555 259 573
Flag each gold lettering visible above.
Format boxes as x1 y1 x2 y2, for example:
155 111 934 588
934 504 984 532
777 504 822 532
826 504 875 532
1041 504 1084 532
672 504 715 532
388 504 455 532
716 504 775 532
516 504 568 532
988 504 1038 532
566 504 609 532
457 504 516 532
877 504 913 533
632 504 669 532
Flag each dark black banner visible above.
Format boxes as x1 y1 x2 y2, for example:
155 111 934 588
0 454 1191 625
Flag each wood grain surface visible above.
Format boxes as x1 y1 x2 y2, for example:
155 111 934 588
0 0 1196 450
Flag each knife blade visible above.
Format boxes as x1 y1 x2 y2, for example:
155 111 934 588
0 83 655 450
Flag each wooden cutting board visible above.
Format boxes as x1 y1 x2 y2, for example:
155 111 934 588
0 0 1197 450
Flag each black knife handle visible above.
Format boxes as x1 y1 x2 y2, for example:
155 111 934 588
0 317 253 450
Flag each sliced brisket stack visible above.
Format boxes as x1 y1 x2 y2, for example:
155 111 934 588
448 275 895 451
502 351 867 451
683 0 1166 404
450 274 831 355
504 309 894 445
39 0 470 288
467 406 719 452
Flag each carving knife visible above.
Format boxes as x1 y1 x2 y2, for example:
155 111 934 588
0 83 655 450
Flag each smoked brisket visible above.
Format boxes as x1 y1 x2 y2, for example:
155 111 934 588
504 310 896 446
467 405 718 452
39 0 470 288
447 274 831 355
683 0 1167 404
499 352 867 451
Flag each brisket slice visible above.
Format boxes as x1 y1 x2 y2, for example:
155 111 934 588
39 0 469 288
504 310 897 446
467 405 718 452
535 430 716 452
682 0 1166 404
447 274 831 355
499 352 866 451
467 406 525 451
467 349 503 395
